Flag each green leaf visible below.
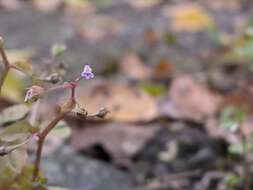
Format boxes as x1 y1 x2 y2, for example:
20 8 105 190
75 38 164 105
0 137 31 156
139 82 167 97
228 143 244 155
220 106 245 132
0 120 38 143
2 70 26 102
0 147 28 189
0 104 29 125
224 173 241 190
11 165 48 190
234 41 253 61
14 60 33 74
51 44 67 58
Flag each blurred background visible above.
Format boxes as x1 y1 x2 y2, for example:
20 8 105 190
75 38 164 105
1 0 253 190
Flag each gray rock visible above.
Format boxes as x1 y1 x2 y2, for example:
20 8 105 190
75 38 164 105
41 146 135 190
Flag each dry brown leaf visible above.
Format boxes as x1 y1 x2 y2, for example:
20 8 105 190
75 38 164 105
76 80 158 122
153 58 173 79
71 123 158 166
163 4 214 32
120 52 152 80
159 75 222 122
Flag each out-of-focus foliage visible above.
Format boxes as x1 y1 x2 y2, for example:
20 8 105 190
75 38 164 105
2 71 25 102
0 104 29 125
220 106 245 132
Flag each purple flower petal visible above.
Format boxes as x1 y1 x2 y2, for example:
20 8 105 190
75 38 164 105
81 65 94 80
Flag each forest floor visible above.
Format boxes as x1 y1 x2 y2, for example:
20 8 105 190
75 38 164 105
1 0 253 190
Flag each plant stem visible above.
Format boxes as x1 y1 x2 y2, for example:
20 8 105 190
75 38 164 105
0 45 10 67
32 113 66 181
242 140 251 190
238 128 251 190
0 66 10 94
0 44 10 94
0 41 31 94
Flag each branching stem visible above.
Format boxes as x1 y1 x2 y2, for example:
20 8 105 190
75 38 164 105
32 112 66 181
0 40 28 94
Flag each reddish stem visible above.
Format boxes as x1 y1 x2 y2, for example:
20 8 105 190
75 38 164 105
32 113 66 181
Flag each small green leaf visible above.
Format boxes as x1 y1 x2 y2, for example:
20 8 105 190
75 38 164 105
14 60 33 74
51 43 67 58
0 104 29 125
0 120 38 143
228 143 244 155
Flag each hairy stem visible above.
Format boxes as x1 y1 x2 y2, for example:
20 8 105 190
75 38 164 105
32 113 66 181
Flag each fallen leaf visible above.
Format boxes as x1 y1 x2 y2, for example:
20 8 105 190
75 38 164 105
71 123 158 166
163 4 214 32
76 80 158 122
159 75 222 122
120 52 152 80
152 58 173 80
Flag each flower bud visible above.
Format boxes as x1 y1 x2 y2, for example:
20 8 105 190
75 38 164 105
96 107 109 119
71 107 88 118
24 85 45 103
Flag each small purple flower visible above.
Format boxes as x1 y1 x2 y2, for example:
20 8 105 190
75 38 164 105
81 65 94 80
